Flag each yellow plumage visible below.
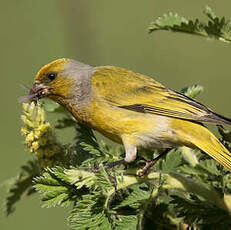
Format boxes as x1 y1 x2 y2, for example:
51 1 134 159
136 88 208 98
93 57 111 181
28 58 231 172
171 119 231 170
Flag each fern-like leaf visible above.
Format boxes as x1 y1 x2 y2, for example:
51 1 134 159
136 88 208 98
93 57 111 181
171 194 231 230
181 85 204 98
149 6 231 44
114 215 138 230
161 149 183 172
34 167 79 208
68 193 112 230
4 160 39 215
114 184 150 209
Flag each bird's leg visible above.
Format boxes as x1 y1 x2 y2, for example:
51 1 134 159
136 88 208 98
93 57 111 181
101 138 137 169
97 140 137 188
93 159 125 173
94 138 136 170
103 159 125 169
138 148 171 177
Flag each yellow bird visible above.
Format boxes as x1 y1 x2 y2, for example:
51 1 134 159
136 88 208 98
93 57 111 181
27 58 231 175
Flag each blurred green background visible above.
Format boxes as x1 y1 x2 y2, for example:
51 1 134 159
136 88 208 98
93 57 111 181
1 0 231 229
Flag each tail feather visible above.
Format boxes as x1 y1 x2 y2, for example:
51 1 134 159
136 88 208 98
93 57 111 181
191 127 231 170
198 142 231 170
176 121 231 171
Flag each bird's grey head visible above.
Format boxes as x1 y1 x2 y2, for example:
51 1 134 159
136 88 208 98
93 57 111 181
30 58 95 107
63 59 95 80
61 59 95 105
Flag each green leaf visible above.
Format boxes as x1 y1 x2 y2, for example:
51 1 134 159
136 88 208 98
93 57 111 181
180 147 199 167
114 184 150 209
114 215 138 230
73 123 122 168
94 165 114 192
70 123 101 166
68 193 112 230
204 5 217 20
75 123 98 145
218 125 231 143
39 98 60 112
148 6 231 44
80 142 102 157
181 85 204 98
149 12 188 30
65 168 96 189
171 194 231 229
4 160 39 215
161 149 182 172
55 117 76 129
179 159 221 187
34 167 78 208
197 159 220 176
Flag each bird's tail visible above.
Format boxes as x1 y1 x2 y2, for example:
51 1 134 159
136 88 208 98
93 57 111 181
175 121 231 171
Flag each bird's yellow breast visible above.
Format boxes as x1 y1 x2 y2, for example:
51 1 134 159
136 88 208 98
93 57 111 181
68 96 175 147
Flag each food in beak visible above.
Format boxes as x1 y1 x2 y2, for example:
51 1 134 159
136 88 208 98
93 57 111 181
19 83 48 103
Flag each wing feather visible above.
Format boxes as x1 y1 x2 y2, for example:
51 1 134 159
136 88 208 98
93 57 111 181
91 66 231 124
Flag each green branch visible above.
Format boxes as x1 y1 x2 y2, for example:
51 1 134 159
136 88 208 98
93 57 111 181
148 6 231 44
66 168 230 212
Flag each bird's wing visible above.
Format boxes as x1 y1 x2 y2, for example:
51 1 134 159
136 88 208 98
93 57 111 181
91 66 229 124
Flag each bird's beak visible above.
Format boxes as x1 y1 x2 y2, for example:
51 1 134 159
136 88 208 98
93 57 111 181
19 82 50 104
28 82 50 103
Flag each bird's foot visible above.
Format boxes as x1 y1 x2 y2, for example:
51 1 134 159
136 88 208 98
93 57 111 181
137 156 149 167
138 159 157 177
138 149 171 176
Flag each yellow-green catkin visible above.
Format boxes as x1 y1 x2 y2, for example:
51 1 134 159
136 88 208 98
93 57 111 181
21 102 62 161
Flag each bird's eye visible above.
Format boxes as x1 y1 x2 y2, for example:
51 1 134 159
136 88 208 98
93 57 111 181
47 72 57 81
